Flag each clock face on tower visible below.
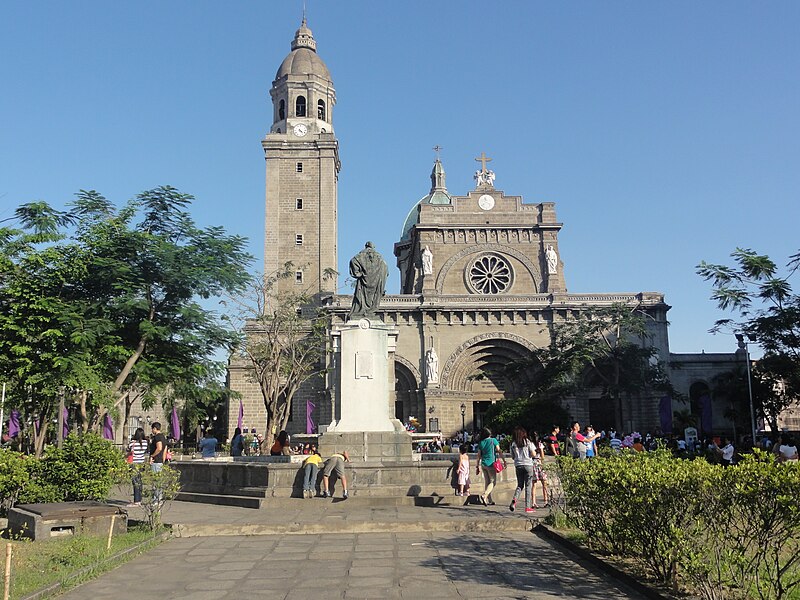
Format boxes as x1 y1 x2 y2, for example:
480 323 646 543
293 123 308 137
478 194 495 210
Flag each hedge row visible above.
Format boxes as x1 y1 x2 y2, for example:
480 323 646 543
0 434 127 516
554 450 800 600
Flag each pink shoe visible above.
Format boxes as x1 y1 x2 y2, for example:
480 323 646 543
525 507 536 513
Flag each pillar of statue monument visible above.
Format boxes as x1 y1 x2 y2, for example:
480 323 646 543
318 318 412 462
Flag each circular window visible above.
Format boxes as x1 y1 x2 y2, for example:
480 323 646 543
466 254 513 294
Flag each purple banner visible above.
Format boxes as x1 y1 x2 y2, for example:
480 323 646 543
306 399 316 434
8 409 20 438
102 413 114 440
659 395 673 434
699 394 712 435
237 399 244 430
62 407 70 439
171 406 181 441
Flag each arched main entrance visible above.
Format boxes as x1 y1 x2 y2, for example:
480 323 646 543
442 333 539 432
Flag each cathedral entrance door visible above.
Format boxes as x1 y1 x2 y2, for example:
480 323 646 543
473 401 492 432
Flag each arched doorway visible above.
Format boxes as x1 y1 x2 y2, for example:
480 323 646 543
444 334 538 432
394 361 420 426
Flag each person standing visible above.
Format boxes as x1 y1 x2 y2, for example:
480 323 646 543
775 434 798 462
199 429 218 458
321 450 350 499
567 422 589 459
546 426 561 456
719 437 735 466
230 427 245 457
270 430 293 456
149 422 167 472
476 427 504 506
509 426 535 513
149 422 168 503
127 427 148 507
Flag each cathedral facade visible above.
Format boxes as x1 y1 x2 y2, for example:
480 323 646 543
227 20 738 441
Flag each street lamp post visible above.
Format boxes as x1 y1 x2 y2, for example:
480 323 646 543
460 403 466 437
736 334 757 445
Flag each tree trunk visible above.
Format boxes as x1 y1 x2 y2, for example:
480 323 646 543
34 419 49 458
111 336 147 394
79 390 89 433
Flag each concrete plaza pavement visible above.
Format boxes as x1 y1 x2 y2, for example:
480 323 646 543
59 530 647 600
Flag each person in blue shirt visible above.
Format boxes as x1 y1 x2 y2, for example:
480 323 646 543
476 427 505 505
199 430 218 459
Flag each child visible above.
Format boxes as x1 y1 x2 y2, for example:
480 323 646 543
456 443 471 496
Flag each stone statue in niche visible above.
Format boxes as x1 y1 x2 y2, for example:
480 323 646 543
349 241 388 319
425 347 439 384
421 245 433 276
546 245 558 275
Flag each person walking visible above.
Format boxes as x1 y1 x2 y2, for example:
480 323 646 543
302 450 323 498
127 427 148 507
531 432 549 508
508 426 536 513
456 443 470 496
775 433 798 462
321 450 350 499
476 427 504 506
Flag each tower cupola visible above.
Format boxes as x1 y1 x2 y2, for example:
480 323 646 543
269 18 335 135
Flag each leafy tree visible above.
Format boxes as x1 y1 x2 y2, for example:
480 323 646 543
485 396 570 437
0 187 252 449
506 304 675 432
232 266 332 449
698 248 800 430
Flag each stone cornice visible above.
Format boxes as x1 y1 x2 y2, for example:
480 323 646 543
324 292 669 315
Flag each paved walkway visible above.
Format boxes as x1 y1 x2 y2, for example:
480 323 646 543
59 530 646 600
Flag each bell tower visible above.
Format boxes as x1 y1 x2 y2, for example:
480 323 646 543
263 19 340 300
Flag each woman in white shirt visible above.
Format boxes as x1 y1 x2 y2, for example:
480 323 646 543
775 434 799 462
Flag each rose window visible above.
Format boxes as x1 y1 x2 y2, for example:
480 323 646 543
467 254 512 294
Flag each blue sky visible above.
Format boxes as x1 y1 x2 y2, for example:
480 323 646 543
2 1 798 355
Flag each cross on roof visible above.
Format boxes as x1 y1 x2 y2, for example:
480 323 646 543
475 152 492 173
432 145 443 160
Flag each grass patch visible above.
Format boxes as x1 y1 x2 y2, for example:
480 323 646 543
1 525 166 599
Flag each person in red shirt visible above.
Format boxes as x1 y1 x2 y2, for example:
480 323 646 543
546 426 561 456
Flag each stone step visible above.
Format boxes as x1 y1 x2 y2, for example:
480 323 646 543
175 492 265 509
171 515 537 537
175 491 452 509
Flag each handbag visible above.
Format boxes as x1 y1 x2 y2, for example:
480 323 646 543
493 458 504 473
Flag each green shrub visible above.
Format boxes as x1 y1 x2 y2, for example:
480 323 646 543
555 450 800 599
38 433 128 501
138 465 182 531
0 449 30 516
1 434 127 512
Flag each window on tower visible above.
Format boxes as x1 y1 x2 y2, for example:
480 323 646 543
295 270 303 284
296 162 303 173
317 100 326 121
296 234 304 245
295 96 306 117
279 99 285 120
295 198 303 210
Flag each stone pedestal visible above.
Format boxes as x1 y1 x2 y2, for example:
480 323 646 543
319 318 412 461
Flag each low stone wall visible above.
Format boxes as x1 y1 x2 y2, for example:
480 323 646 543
173 458 515 498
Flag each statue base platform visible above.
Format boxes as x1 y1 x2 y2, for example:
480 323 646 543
318 428 412 463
